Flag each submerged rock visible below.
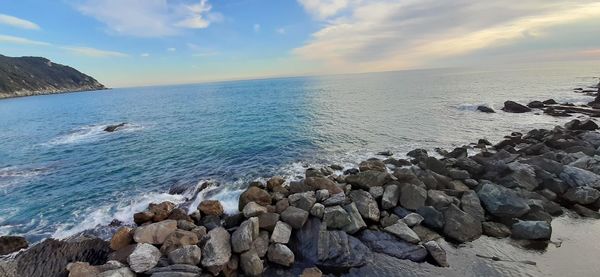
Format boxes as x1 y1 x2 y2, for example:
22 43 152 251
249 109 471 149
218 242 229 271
477 105 495 113
104 123 126 132
502 101 531 113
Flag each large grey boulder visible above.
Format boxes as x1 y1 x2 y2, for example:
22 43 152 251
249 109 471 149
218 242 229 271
267 243 295 267
562 186 600 205
270 221 292 244
280 206 309 229
424 241 448 267
511 221 552 240
167 245 202 265
416 206 444 229
460 191 485 222
383 221 420 243
498 162 539 191
240 249 263 276
232 219 255 253
128 243 161 273
288 191 317 211
402 213 424 227
381 184 401 210
442 204 482 243
201 227 232 272
133 220 177 244
242 202 268 217
477 182 530 218
399 184 427 210
357 230 427 262
349 190 380 221
559 165 600 188
342 202 367 234
571 156 600 175
345 170 390 190
323 205 352 229
482 221 511 238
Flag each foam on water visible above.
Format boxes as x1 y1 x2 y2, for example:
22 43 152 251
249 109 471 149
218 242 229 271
45 123 143 146
455 103 494 112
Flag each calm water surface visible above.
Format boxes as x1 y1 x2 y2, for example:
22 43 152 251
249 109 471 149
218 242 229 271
0 64 598 265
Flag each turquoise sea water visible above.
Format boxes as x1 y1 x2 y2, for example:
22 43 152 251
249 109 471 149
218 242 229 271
0 63 597 242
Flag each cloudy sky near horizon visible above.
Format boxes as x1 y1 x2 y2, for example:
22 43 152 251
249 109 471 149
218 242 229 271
1 0 600 87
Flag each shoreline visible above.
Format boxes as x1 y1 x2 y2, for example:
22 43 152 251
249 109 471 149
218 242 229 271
0 87 109 100
2 82 600 276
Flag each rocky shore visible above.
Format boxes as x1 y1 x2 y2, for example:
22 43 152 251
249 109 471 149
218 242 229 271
2 82 600 277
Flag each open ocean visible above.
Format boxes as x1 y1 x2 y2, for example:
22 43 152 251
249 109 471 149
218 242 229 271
0 62 598 244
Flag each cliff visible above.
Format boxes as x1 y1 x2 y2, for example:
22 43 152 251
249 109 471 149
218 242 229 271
0 54 106 99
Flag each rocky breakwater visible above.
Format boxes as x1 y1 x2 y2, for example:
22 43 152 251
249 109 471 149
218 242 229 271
4 119 600 276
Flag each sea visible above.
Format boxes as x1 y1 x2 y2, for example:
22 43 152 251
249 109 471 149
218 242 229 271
0 62 599 275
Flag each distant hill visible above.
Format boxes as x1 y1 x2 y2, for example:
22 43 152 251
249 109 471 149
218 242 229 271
0 54 106 99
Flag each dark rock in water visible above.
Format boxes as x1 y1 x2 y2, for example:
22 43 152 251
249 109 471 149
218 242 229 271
477 182 530 218
407 149 428 160
383 158 411 167
482 221 511 238
0 236 28 255
527 101 544 109
502 101 531 113
477 105 495 113
565 119 599 131
359 160 387 172
357 230 427 262
544 107 571 117
446 147 467 159
416 206 444 230
103 123 126 132
442 204 482 243
6 235 109 277
542 99 558 105
377 150 393 156
343 168 359 175
511 221 551 240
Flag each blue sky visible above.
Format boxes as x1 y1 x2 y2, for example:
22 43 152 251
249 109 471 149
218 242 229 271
1 0 600 87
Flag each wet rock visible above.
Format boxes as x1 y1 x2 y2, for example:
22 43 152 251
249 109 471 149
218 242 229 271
281 206 309 229
201 227 232 273
381 184 401 210
149 201 176 222
565 119 599 131
0 236 28 255
242 202 268 217
559 165 600 188
323 205 352 229
288 191 317 211
343 202 367 234
305 177 343 194
343 168 359 175
477 182 530 218
407 148 428 159
400 184 427 210
482 221 511 238
477 105 495 113
128 243 161 273
133 210 154 225
160 229 199 254
232 219 255 253
502 101 531 113
310 203 325 218
200 215 222 230
199 200 224 216
239 186 271 211
167 245 202 265
349 190 380 221
267 176 285 190
460 191 485 222
109 227 132 251
402 213 424 227
359 160 387 172
345 170 391 190
133 220 178 244
358 230 427 262
416 206 444 229
563 186 600 205
442 204 482 243
240 249 263 276
527 101 544 108
423 241 448 267
169 208 192 222
267 243 295 267
104 123 126 132
384 221 420 243
511 221 552 240
271 221 292 244
446 147 468 159
384 158 411 167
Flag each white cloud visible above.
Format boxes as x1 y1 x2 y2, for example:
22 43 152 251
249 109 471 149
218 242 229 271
276 27 286 35
0 14 40 30
141 53 150 57
167 47 176 52
298 0 351 19
295 0 600 72
62 46 128 57
0 34 49 46
253 24 261 32
76 0 220 37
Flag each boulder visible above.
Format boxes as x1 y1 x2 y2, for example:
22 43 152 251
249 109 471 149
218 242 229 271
399 184 427 210
267 176 285 190
145 264 202 275
342 202 367 234
160 229 199 254
133 210 154 225
502 101 531 113
103 123 126 132
442 204 482 243
0 236 28 255
199 200 224 216
426 190 454 210
288 191 317 211
67 262 99 277
498 162 539 191
448 169 470 180
477 105 495 113
571 156 600 175
383 221 420 243
177 220 197 231
239 186 271 211
280 206 309 229
359 160 386 172
98 267 135 277
200 215 222 230
572 204 600 218
559 165 600 188
357 230 427 262
460 191 485 222
345 171 391 190
240 249 263 276
349 190 380 221
402 213 424 227
128 243 161 273
323 205 352 229
148 201 176 222
315 189 330 202
477 182 530 218
446 147 468 159
300 267 323 277
423 241 448 267
322 192 347 206
133 220 177 244
482 221 511 238
271 221 292 244
201 227 232 273
511 221 552 240
422 157 448 176
253 231 270 258
275 198 290 213
416 206 444 229
267 243 295 267
413 225 442 242
167 245 202 265
310 203 325 218
565 119 599 131
562 186 600 205
381 184 401 209
527 101 544 108
305 177 343 194
242 202 268 217
369 186 384 200
232 219 255 253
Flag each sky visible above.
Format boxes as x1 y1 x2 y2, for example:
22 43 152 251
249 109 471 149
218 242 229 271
1 0 600 87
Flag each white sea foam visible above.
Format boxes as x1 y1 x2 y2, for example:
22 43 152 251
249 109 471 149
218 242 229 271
45 123 143 146
455 103 492 112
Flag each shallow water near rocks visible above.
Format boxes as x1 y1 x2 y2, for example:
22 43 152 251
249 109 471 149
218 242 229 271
0 62 599 274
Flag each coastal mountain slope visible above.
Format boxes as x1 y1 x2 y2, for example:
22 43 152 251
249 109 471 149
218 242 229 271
0 54 105 99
